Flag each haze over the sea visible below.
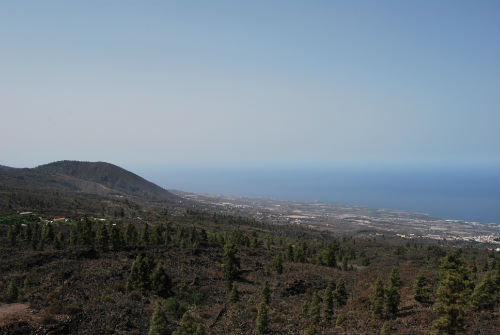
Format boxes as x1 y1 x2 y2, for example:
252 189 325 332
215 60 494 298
135 163 500 225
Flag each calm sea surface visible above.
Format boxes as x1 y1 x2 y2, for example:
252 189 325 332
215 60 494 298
138 165 499 224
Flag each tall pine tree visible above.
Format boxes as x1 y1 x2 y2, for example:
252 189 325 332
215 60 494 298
333 278 348 307
262 281 270 305
323 283 334 322
95 222 110 252
125 223 138 247
151 263 172 298
413 271 430 304
310 291 321 323
384 266 401 318
432 251 474 335
371 277 385 320
255 301 269 334
221 242 240 288
148 301 169 335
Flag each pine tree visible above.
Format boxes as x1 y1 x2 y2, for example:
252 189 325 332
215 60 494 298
153 223 165 245
31 236 38 250
323 283 334 322
389 266 402 289
333 278 348 307
371 277 385 319
491 258 499 270
255 301 269 334
321 244 337 267
304 325 317 335
7 279 18 302
481 259 489 272
125 222 138 246
24 223 33 241
151 263 172 298
431 251 474 335
95 222 110 252
69 227 78 245
199 228 208 246
164 230 172 246
229 283 240 303
287 244 294 262
7 225 16 246
79 218 94 245
470 272 498 311
141 224 151 246
52 232 64 250
148 301 169 335
23 277 30 292
335 314 344 328
382 266 401 319
41 223 54 243
384 281 400 319
127 255 142 292
173 311 205 335
109 224 122 251
127 254 155 294
221 242 240 287
263 264 271 276
413 271 430 304
381 320 393 335
471 260 478 274
302 301 310 315
341 256 349 271
273 254 283 274
310 291 321 323
262 281 271 305
31 224 40 250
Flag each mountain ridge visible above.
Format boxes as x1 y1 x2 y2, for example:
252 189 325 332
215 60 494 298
0 160 182 214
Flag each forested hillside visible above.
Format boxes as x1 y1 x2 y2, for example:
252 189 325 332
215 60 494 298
0 161 182 215
0 210 498 334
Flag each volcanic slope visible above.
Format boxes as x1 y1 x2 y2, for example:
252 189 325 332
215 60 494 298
0 161 182 215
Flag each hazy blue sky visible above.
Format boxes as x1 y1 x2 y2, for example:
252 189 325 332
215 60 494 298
1 0 499 168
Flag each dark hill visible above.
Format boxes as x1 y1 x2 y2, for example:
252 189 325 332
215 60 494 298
34 161 178 202
0 161 182 215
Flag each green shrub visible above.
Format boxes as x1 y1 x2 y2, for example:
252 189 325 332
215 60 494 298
164 297 187 319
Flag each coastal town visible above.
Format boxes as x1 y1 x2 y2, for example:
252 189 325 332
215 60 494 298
175 191 500 248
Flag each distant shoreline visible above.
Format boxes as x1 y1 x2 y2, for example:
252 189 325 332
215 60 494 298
140 165 500 225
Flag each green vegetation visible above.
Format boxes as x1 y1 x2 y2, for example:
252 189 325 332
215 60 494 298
151 263 172 298
255 301 269 334
95 222 110 252
261 281 270 305
413 271 430 304
333 278 348 307
229 283 240 303
384 266 401 318
470 269 499 311
432 251 474 335
221 242 240 288
173 311 205 335
371 277 385 320
322 283 334 322
7 279 18 303
0 209 498 334
125 222 138 246
310 291 321 323
148 301 169 335
164 297 188 319
273 253 283 274
381 320 394 335
126 254 155 294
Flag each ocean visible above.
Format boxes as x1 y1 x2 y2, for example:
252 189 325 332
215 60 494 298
137 164 500 224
